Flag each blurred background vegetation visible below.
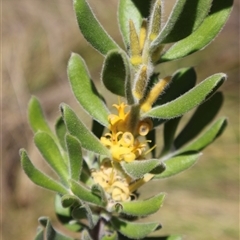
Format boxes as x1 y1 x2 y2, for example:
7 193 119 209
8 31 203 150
2 0 239 239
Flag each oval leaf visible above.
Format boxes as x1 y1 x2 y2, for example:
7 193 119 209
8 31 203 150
68 53 109 127
111 217 161 239
160 0 233 62
69 179 103 206
66 134 83 181
121 159 163 179
55 116 67 151
143 73 226 119
20 149 68 195
102 50 130 97
179 117 227 153
120 193 165 216
118 0 143 48
151 0 212 47
34 132 68 184
174 92 223 149
28 96 52 135
45 218 74 240
74 0 120 55
61 104 110 157
154 152 201 179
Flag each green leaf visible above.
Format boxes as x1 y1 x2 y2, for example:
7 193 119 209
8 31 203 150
120 193 165 216
73 0 120 55
45 217 74 240
82 229 93 240
102 50 131 98
34 132 68 184
161 117 181 156
55 116 67 150
20 149 68 195
66 134 83 181
101 232 118 240
160 0 234 62
111 217 161 239
179 117 227 153
143 73 226 119
154 152 201 179
72 204 99 229
155 67 197 106
91 184 108 205
34 228 44 240
139 236 182 240
92 119 105 139
68 53 109 127
55 194 82 232
28 96 52 135
118 0 143 48
151 0 212 47
147 129 157 158
69 179 103 206
121 159 163 180
61 104 110 156
174 92 223 149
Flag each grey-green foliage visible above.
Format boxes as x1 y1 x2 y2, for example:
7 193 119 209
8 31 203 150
20 0 233 239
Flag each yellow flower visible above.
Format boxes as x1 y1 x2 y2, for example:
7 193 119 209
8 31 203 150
91 159 155 202
91 159 132 202
101 102 154 163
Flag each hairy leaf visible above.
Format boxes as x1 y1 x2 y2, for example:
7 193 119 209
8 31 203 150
61 104 110 156
20 149 68 195
34 132 68 184
111 217 161 239
28 96 52 135
151 0 212 47
66 134 83 181
68 53 109 126
160 0 233 62
120 193 165 216
69 179 103 206
154 152 201 179
179 117 227 153
174 92 223 149
74 0 120 55
121 159 163 179
143 73 226 119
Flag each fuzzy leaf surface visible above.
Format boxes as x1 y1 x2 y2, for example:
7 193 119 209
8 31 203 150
61 104 110 156
151 0 212 46
174 92 223 149
34 132 68 184
69 179 103 206
120 193 165 216
68 53 109 126
111 217 161 239
45 217 74 240
28 96 52 135
55 117 67 150
143 73 226 119
154 152 201 179
155 67 197 106
179 117 227 153
121 159 163 180
74 0 120 55
20 149 68 195
102 50 130 97
160 0 233 62
55 194 82 232
66 134 83 181
118 0 143 48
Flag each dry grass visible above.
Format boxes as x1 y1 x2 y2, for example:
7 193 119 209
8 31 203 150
2 0 239 239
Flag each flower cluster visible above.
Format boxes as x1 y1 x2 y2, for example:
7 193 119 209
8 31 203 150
100 102 153 163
